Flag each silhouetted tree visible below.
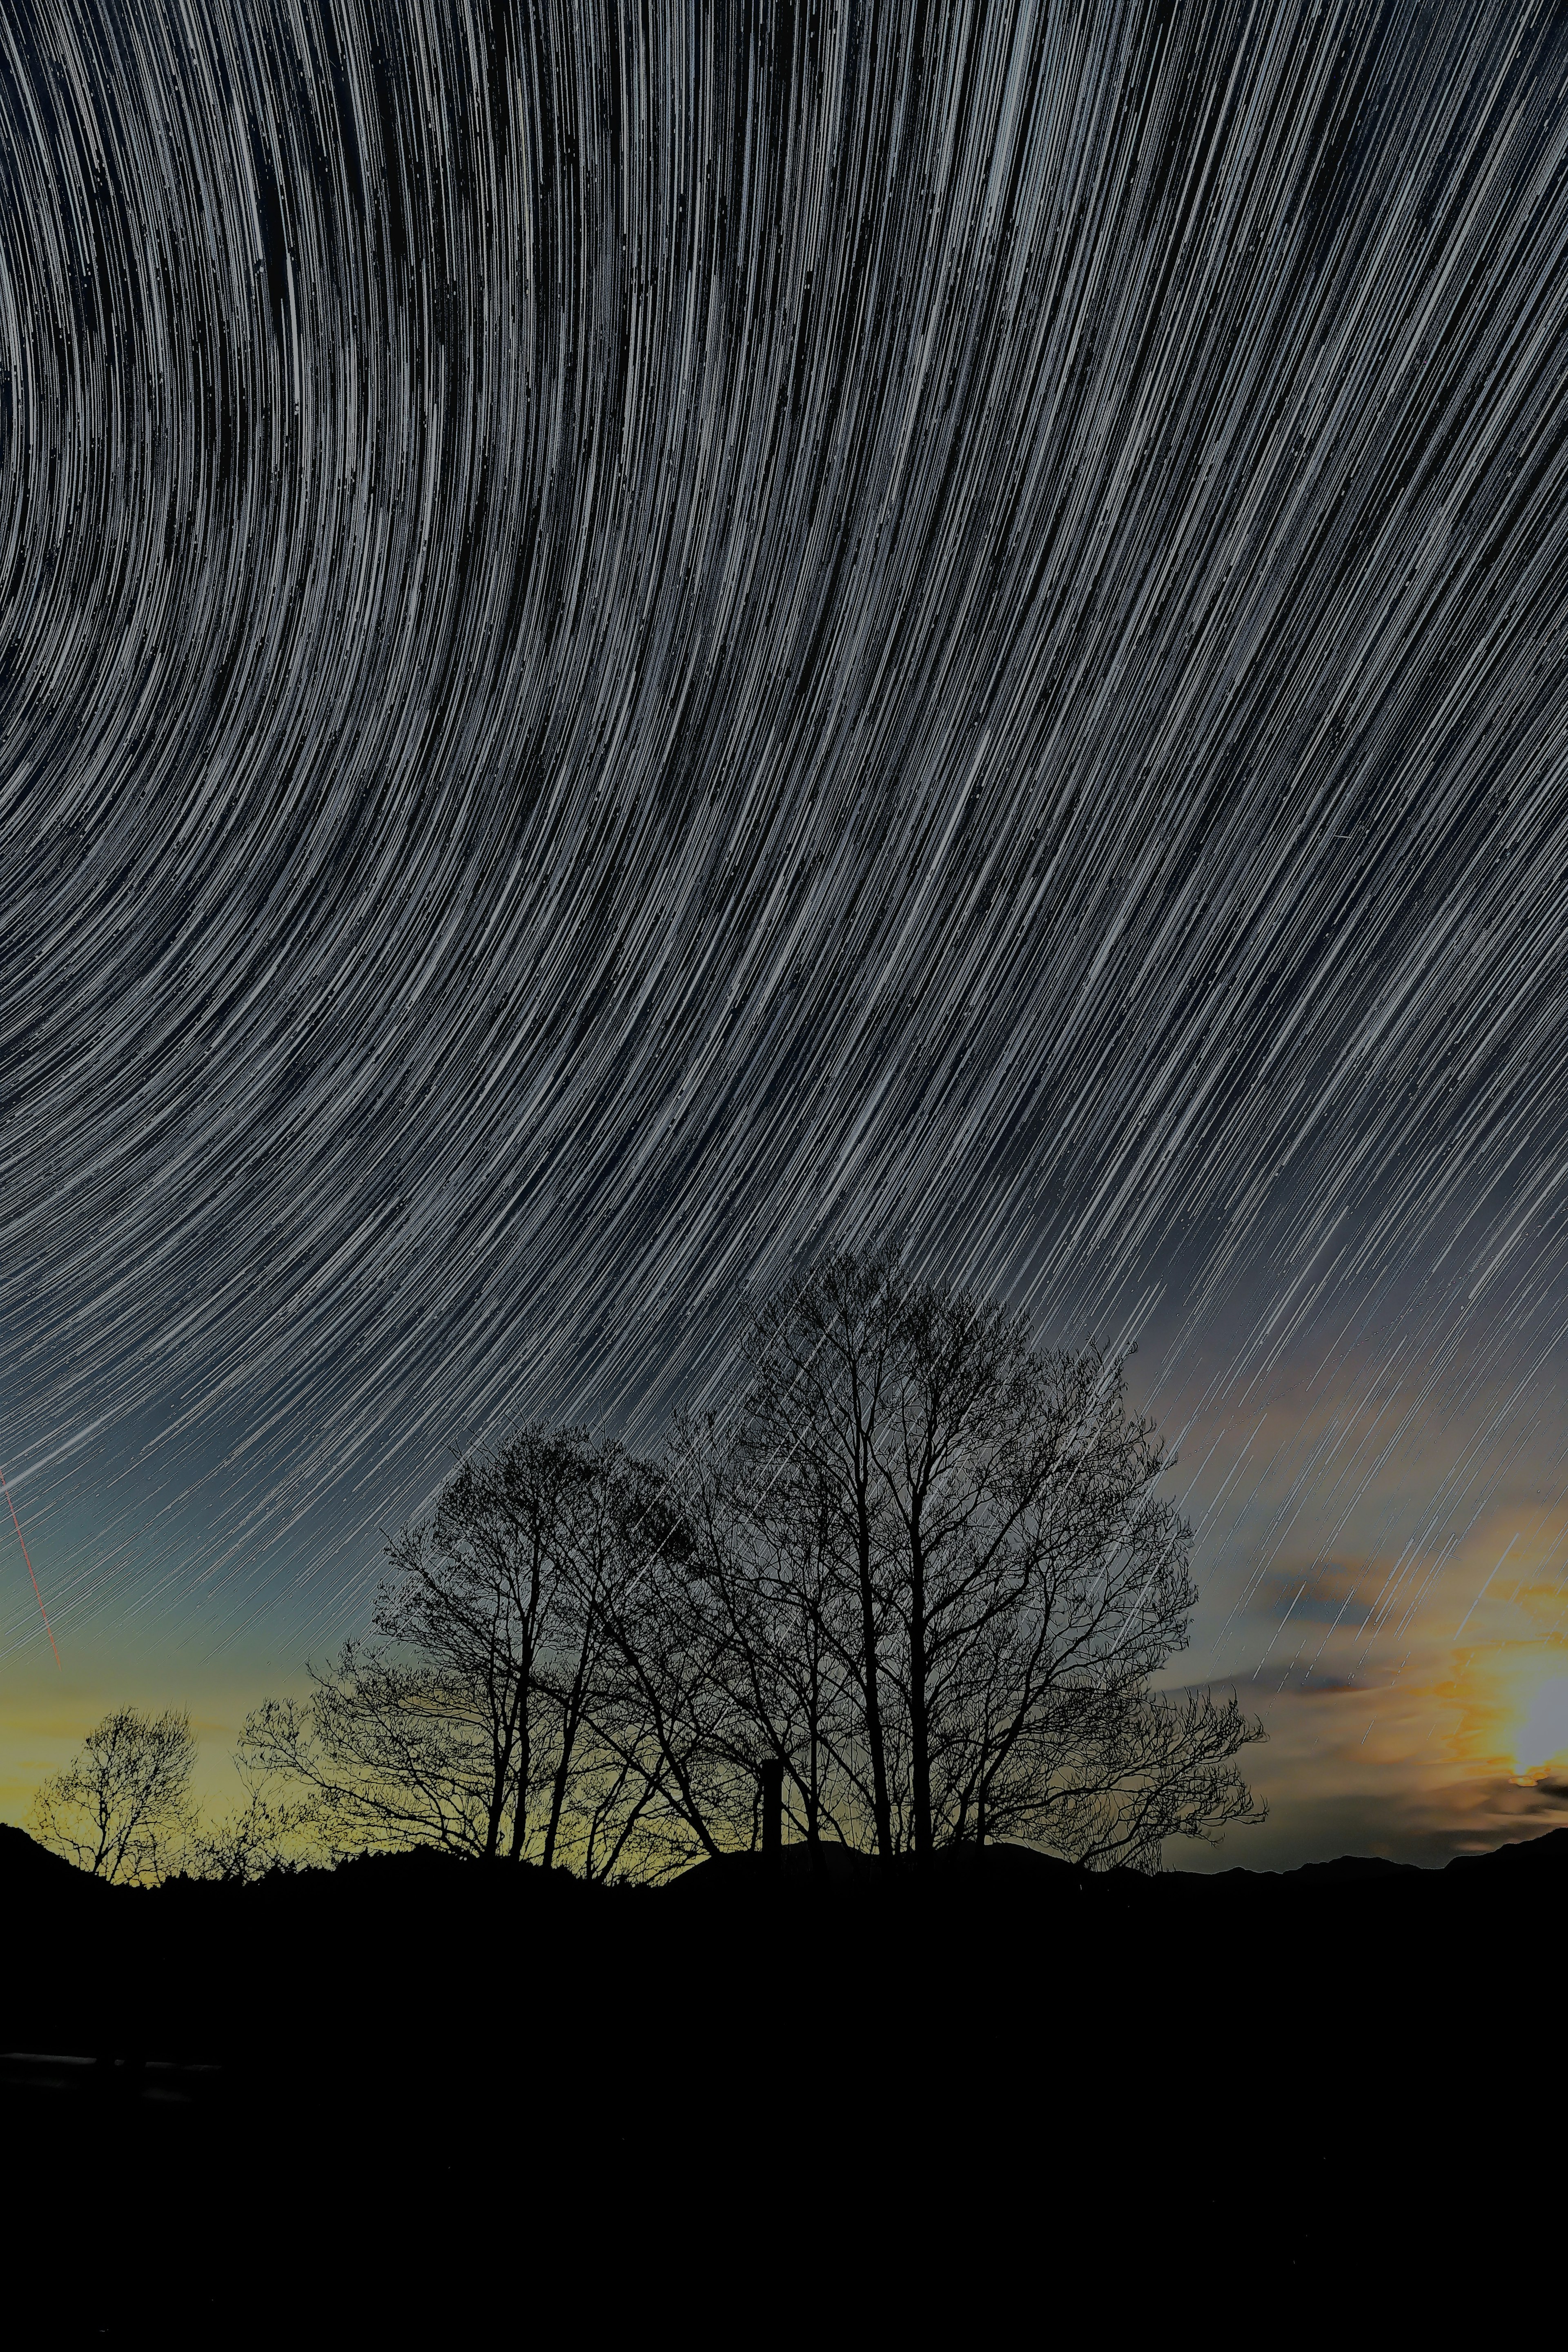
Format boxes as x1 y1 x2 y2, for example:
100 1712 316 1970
29 1704 198 1883
675 1248 1264 1871
240 1428 695 1872
588 1494 763 1871
652 1412 863 1864
238 1256 1261 1879
184 1756 312 1882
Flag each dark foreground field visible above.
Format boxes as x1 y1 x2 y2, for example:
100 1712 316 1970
4 1827 1561 2341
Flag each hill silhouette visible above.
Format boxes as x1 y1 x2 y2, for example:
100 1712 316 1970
4 1823 1560 2338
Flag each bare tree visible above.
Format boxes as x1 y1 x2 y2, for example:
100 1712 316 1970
659 1411 865 1864
714 1249 1265 1872
29 1705 199 1884
236 1256 1260 1882
183 1756 317 1883
241 1428 696 1873
238 1645 500 1861
736 1252 906 1858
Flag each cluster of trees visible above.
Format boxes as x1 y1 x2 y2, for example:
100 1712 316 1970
29 1252 1265 1883
25 1702 310 1886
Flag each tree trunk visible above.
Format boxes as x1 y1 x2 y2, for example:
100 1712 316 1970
908 1526 932 1862
806 1708 824 1872
541 1693 584 1868
504 1713 531 1861
855 1481 893 1862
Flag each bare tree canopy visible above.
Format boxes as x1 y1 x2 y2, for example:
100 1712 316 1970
243 1251 1261 1878
239 1428 699 1877
183 1756 312 1885
648 1248 1265 1871
29 1706 199 1884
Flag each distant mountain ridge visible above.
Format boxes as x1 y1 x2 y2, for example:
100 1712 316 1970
1187 1822 1568 1883
5 1815 1568 1897
1443 1822 1568 1872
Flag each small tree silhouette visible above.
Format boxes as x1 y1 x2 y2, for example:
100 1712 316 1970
29 1704 198 1883
184 1755 312 1882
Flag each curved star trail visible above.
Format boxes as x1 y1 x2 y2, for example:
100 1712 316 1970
3 0 1568 1715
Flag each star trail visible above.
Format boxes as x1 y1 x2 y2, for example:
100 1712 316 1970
4 1 1568 1848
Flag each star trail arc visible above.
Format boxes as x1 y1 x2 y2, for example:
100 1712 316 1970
2 0 1568 1673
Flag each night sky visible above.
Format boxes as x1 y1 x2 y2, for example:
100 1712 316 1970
5 0 1568 1863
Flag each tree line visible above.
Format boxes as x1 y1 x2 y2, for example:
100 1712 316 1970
28 1250 1265 1883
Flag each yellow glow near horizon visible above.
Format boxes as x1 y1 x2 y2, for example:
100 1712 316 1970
1513 1675 1568 1783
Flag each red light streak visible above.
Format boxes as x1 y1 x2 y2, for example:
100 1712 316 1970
0 1463 60 1666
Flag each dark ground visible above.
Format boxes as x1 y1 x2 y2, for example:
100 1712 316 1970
3 1826 1560 2342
